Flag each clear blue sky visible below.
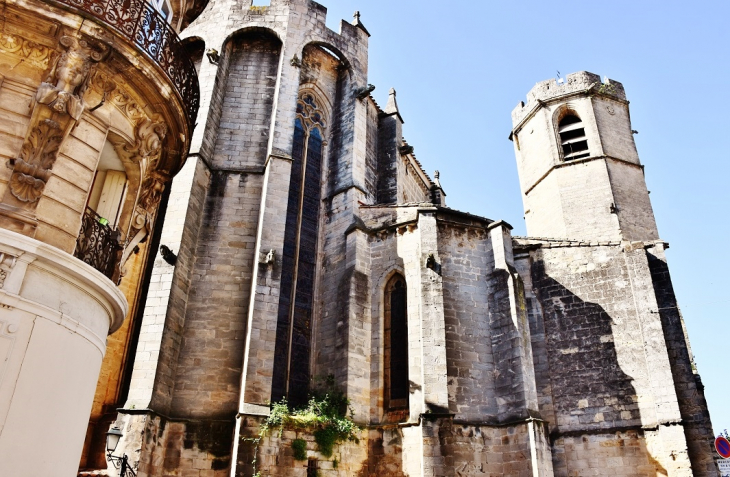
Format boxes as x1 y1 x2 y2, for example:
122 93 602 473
320 1 730 434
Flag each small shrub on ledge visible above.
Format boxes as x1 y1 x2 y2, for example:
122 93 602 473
261 376 360 458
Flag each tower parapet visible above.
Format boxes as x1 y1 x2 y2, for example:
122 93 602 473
512 71 626 126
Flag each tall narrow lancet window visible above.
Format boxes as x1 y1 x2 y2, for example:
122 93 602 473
558 114 589 160
272 92 327 405
385 274 409 410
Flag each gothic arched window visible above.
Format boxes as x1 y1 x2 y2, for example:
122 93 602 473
272 92 327 405
385 274 409 410
558 114 589 160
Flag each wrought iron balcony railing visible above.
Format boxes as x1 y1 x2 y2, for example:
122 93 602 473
50 0 200 129
74 207 125 282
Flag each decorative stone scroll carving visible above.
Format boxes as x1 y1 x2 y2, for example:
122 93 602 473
115 116 169 275
125 117 168 180
9 119 63 203
0 252 18 289
35 36 109 120
88 69 150 125
0 33 56 69
119 173 167 275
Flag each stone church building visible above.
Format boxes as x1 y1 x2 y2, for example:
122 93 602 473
0 0 718 475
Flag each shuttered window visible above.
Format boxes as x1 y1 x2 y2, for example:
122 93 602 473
558 115 589 160
87 142 128 229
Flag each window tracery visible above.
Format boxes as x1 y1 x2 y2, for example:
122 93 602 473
272 91 327 405
296 93 327 131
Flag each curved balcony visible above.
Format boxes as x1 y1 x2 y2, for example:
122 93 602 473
74 207 125 282
49 0 200 130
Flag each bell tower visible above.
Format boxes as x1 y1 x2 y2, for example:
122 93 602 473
510 71 659 242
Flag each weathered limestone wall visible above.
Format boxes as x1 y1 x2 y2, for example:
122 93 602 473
518 241 697 475
170 170 263 417
113 411 233 477
437 224 498 421
373 92 430 206
399 153 431 205
165 31 280 418
231 417 550 477
486 223 539 421
647 243 718 476
591 95 639 164
422 418 551 477
606 159 659 241
551 430 655 476
211 34 281 169
125 157 211 413
234 416 369 477
362 206 418 423
375 109 402 204
526 159 621 241
362 208 428 422
364 99 380 198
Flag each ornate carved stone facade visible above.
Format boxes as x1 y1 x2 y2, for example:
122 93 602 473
0 0 201 474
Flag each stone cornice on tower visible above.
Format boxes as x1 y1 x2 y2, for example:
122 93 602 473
511 71 627 135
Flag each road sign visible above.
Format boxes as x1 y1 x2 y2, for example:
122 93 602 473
716 436 730 459
718 458 730 477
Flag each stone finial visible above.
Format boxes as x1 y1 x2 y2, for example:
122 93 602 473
385 88 400 115
352 10 371 36
434 170 441 188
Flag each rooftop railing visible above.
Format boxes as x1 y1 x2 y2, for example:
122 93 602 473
51 0 200 129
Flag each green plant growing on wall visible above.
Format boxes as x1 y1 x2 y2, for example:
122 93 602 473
597 82 617 96
256 375 360 460
291 438 307 460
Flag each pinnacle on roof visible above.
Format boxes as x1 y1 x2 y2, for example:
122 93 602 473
352 11 371 37
384 88 403 122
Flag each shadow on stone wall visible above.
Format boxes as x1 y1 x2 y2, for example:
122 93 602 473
647 250 718 475
530 260 640 436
